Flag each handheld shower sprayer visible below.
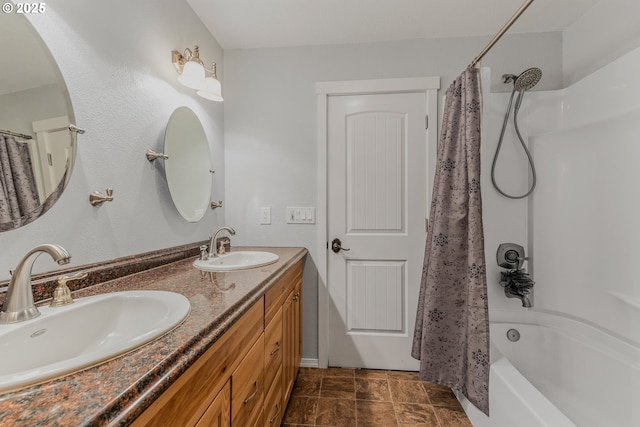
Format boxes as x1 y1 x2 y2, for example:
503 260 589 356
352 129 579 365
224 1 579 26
491 67 542 199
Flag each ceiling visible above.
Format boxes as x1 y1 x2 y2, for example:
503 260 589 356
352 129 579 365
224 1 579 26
187 0 599 50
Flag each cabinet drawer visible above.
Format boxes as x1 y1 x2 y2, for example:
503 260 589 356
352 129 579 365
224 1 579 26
232 334 265 427
265 260 303 325
263 365 283 427
264 306 283 388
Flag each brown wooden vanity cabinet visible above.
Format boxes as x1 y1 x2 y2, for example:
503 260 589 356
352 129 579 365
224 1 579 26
132 259 303 427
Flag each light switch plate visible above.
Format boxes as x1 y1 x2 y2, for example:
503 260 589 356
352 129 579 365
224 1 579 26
260 207 271 225
286 207 315 224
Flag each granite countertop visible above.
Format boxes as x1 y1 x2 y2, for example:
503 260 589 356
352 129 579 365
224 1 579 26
0 246 307 427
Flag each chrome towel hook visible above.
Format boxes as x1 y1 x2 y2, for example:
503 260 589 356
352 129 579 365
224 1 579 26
146 149 169 162
89 188 114 207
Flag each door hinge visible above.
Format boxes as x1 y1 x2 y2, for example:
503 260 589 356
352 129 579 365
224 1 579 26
425 114 429 130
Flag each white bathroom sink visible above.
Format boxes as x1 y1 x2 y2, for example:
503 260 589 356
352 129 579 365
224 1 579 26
193 251 279 272
0 290 190 392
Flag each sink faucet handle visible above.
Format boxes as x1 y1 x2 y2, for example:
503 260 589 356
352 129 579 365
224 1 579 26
50 271 88 307
200 245 209 261
217 238 231 256
57 271 88 285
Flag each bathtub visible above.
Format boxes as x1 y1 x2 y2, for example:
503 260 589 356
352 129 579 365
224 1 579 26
457 310 640 427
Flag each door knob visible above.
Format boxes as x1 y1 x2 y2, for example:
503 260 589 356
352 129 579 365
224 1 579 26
331 238 350 253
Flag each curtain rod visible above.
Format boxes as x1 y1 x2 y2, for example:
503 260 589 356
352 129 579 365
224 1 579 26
0 129 33 140
470 0 535 68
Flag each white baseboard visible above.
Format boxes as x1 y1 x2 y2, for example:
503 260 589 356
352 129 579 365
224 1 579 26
300 358 319 368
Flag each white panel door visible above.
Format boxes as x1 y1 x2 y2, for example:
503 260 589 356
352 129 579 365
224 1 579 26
30 116 71 203
328 92 426 370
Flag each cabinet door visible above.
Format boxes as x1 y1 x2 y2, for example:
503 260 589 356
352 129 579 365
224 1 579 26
195 380 230 427
282 289 295 401
293 282 302 376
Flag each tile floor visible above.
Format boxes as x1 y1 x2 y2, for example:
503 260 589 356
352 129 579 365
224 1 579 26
281 367 473 427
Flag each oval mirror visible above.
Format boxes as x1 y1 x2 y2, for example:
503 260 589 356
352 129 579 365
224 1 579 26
164 107 212 222
0 12 77 232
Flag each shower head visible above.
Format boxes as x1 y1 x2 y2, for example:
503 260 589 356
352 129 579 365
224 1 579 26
514 67 542 91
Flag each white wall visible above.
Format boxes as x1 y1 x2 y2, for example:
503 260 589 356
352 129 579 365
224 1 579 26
0 84 68 135
0 0 225 279
224 33 563 360
563 0 640 86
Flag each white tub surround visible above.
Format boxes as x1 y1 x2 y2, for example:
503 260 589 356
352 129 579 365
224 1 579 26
473 45 640 427
529 45 640 347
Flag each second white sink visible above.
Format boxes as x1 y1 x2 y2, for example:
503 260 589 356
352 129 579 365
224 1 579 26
193 251 279 272
0 290 190 392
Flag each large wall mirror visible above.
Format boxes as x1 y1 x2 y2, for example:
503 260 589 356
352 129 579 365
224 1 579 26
164 107 213 222
0 12 77 232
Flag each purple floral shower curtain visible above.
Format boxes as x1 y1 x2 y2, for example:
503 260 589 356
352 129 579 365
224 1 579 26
0 134 40 229
411 67 490 415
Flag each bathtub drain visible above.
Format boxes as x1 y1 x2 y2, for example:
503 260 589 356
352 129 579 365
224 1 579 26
506 328 520 342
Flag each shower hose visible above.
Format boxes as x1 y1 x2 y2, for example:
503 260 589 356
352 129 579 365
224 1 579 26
491 87 537 199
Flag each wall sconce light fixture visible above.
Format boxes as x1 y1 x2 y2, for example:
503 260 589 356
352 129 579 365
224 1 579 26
172 46 223 102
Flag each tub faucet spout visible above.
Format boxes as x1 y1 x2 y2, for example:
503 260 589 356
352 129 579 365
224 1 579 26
504 289 532 308
209 227 236 258
0 244 71 324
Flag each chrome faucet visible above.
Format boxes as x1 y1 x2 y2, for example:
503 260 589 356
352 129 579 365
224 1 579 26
209 226 236 258
0 244 71 324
